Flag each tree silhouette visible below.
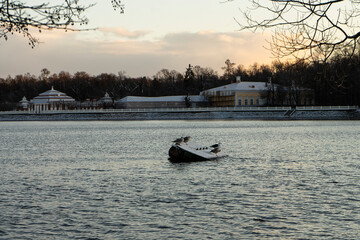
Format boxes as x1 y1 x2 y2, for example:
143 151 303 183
0 0 124 47
221 59 236 82
184 64 195 93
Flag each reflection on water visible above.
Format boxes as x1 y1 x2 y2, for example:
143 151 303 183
1 120 360 239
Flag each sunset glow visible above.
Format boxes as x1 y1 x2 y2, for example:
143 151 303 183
0 0 273 78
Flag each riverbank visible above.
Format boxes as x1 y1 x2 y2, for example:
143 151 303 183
0 107 359 121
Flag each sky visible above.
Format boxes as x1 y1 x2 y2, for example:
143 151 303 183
0 0 273 78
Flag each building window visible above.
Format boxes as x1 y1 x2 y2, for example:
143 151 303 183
244 99 248 105
250 98 254 105
256 98 260 105
238 98 242 106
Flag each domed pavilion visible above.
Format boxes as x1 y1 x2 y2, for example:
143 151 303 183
29 86 76 112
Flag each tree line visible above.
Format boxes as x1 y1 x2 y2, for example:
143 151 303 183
1 54 360 111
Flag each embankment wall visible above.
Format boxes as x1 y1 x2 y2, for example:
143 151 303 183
0 109 359 121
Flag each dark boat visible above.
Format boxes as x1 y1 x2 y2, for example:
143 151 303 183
168 140 227 162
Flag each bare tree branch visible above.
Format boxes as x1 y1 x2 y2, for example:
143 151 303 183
0 0 125 47
232 0 360 61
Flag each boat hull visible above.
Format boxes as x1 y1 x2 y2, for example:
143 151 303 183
169 145 209 162
168 143 227 162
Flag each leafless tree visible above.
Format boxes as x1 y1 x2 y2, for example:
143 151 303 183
232 0 360 62
0 0 124 47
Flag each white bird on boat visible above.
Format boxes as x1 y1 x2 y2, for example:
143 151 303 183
210 143 221 148
184 136 191 143
210 147 221 154
172 137 184 145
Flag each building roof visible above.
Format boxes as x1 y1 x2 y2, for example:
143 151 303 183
98 92 113 103
117 95 207 103
19 96 29 103
201 81 269 95
30 86 75 104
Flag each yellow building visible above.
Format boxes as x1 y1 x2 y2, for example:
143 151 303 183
200 81 268 107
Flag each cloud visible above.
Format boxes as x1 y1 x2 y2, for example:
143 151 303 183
86 30 272 61
0 28 272 78
160 31 266 57
98 27 151 39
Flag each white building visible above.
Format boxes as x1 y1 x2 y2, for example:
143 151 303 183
18 96 29 110
28 86 76 112
116 95 208 109
97 92 113 108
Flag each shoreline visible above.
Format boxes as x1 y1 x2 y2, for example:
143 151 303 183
0 109 359 121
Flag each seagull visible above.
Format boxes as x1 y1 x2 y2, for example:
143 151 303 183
210 143 221 148
210 147 221 154
172 137 184 145
184 136 191 143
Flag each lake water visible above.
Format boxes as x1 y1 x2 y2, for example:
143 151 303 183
1 120 360 239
